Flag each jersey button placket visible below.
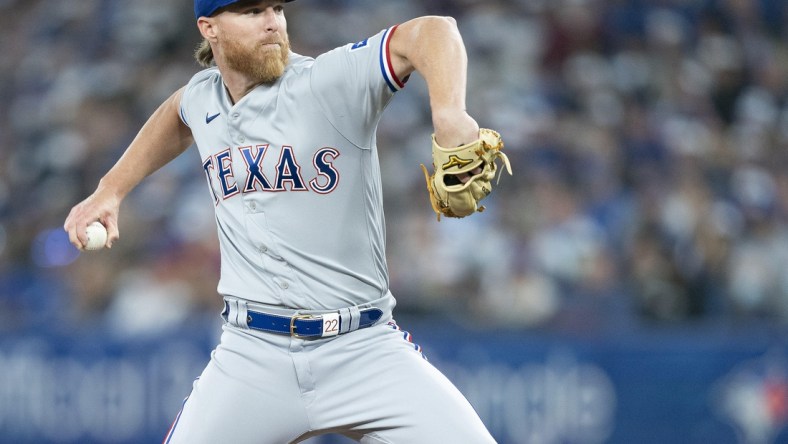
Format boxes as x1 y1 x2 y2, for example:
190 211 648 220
230 112 243 143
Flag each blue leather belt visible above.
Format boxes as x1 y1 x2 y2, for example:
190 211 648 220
222 301 384 339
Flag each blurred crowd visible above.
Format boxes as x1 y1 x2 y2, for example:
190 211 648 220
2 0 788 337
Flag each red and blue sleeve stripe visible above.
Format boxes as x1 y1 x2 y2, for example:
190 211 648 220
379 25 406 93
179 106 189 127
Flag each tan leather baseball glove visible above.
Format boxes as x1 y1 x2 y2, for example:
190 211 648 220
420 128 512 220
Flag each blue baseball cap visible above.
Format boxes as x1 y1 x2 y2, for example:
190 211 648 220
195 0 296 19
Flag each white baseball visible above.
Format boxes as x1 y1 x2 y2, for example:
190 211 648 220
84 221 108 251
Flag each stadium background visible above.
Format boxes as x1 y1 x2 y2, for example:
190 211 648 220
2 0 788 442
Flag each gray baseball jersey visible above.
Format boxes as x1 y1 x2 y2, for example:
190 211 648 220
180 28 401 313
166 26 495 443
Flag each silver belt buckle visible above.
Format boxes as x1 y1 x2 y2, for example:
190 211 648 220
289 314 316 338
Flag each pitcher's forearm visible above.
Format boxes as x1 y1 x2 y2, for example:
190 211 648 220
99 87 193 200
389 16 478 146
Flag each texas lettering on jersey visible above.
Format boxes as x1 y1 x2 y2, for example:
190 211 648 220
202 143 341 204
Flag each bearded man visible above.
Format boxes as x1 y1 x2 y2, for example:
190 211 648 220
64 1 497 442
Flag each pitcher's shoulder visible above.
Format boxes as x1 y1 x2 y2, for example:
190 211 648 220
286 52 315 74
185 67 222 89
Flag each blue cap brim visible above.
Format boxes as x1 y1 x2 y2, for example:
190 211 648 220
195 0 296 19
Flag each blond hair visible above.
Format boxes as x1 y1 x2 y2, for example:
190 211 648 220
195 39 215 67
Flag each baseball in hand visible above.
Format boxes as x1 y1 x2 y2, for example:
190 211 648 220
84 221 108 250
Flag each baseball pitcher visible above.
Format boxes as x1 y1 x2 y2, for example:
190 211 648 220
64 0 511 442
